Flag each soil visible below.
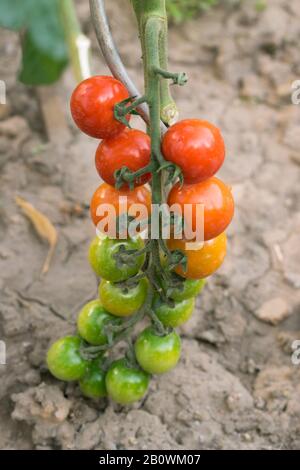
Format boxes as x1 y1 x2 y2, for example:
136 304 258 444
0 0 300 450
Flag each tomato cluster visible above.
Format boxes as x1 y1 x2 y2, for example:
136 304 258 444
47 75 234 405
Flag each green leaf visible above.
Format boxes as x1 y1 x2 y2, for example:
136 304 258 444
28 0 68 60
0 0 33 30
19 31 68 85
0 0 68 85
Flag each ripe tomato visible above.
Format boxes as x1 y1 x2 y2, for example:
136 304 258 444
167 232 227 279
89 237 145 282
77 299 119 346
162 119 225 184
162 276 205 301
167 177 234 241
47 336 87 381
99 278 148 317
70 76 130 139
95 128 151 188
90 183 151 238
79 360 107 399
134 327 181 375
105 358 150 404
153 296 195 328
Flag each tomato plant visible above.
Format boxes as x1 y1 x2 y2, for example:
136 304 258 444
162 119 225 184
153 295 195 327
90 182 151 237
134 327 181 374
161 276 205 301
47 336 87 381
95 128 151 188
79 360 107 398
88 236 145 282
71 76 130 139
99 278 148 317
105 358 150 404
168 177 234 241
46 0 234 405
77 299 120 346
167 232 227 279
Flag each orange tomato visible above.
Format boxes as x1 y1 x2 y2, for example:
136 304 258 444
167 232 227 279
90 183 151 237
167 177 234 241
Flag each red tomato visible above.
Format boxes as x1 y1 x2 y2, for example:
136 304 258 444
167 177 234 241
90 183 151 237
70 76 130 139
167 232 227 279
95 129 151 188
162 119 225 184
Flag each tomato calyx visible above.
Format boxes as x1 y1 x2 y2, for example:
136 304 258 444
158 161 184 186
114 95 147 127
114 162 154 191
167 249 187 273
147 307 172 337
79 290 153 361
113 243 148 270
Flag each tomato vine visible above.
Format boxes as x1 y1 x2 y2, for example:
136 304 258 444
47 0 234 405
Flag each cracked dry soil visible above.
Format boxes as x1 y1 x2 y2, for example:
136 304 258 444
0 0 300 450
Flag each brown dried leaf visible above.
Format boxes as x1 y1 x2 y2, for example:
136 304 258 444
16 196 58 274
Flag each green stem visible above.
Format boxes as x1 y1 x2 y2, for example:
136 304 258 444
158 22 178 125
154 66 188 85
115 95 147 118
133 1 177 300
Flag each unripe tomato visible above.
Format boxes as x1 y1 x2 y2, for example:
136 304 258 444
47 336 87 381
162 119 225 184
134 327 181 375
105 358 150 404
99 278 148 317
79 360 107 399
90 183 151 238
95 129 151 188
77 299 119 346
167 177 234 241
89 237 145 282
162 276 205 301
153 296 195 328
167 232 227 279
70 76 130 139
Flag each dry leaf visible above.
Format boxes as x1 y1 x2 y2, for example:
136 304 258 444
16 196 58 274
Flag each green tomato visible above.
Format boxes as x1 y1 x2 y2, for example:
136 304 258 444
134 327 181 374
88 236 145 282
47 336 87 381
166 277 205 301
105 358 150 405
99 278 148 317
79 360 107 398
153 296 195 327
77 299 120 345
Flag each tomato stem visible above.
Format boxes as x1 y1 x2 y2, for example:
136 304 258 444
81 0 186 361
153 67 188 86
114 95 147 120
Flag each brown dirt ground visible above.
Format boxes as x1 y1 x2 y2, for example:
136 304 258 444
0 0 300 450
